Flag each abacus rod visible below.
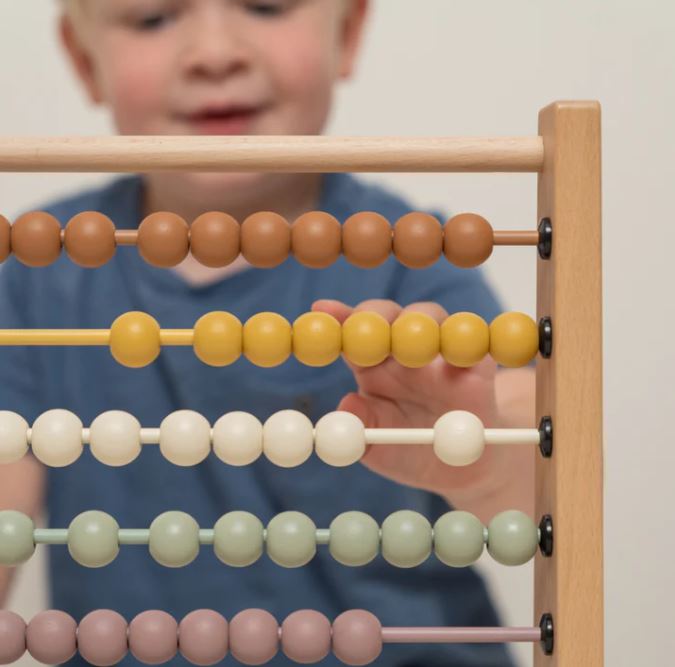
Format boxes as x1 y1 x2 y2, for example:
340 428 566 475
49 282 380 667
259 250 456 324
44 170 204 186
0 330 110 345
28 427 541 446
113 230 138 246
33 529 68 544
0 331 195 345
58 228 539 246
381 627 542 643
493 230 539 246
0 610 546 646
365 428 539 446
28 526 542 545
0 136 544 173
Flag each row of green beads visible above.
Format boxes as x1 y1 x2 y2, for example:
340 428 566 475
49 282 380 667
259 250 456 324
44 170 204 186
0 509 538 570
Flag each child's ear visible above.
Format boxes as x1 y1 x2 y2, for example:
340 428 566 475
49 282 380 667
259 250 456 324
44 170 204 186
338 0 369 80
59 14 104 105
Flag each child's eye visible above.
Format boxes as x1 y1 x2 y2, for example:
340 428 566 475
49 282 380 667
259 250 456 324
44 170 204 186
244 1 288 17
134 12 177 31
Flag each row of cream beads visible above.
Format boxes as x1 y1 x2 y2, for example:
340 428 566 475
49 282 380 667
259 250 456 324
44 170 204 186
0 608 386 667
108 310 538 369
1 210 496 270
0 409 488 468
0 509 539 569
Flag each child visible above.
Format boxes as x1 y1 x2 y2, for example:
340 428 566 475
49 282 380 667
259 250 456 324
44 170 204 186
0 1 534 665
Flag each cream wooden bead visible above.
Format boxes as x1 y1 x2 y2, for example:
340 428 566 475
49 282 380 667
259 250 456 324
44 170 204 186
212 412 263 466
314 412 366 467
0 412 29 464
159 410 211 466
263 410 313 468
433 410 485 466
31 409 83 467
89 411 142 466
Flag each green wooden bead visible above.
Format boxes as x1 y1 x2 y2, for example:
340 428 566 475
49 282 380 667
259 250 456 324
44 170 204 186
329 512 380 566
0 511 34 566
266 512 316 568
149 511 200 567
381 511 432 568
433 511 484 567
68 511 120 568
214 511 264 567
487 510 538 566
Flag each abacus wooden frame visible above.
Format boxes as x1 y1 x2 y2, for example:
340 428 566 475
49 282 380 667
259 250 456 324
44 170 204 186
0 99 604 666
534 101 603 666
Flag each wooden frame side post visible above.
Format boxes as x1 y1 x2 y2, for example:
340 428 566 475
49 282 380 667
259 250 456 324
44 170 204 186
534 101 604 666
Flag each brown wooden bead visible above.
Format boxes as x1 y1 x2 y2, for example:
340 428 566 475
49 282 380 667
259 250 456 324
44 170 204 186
241 212 290 268
190 212 240 268
443 213 494 268
64 212 116 268
291 211 341 268
0 214 10 263
138 212 189 268
11 211 62 267
342 212 392 268
393 212 443 268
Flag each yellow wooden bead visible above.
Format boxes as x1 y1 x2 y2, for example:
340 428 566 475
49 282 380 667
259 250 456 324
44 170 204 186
243 313 292 368
440 312 490 367
342 312 391 367
391 312 440 368
193 312 242 367
109 312 161 368
489 312 539 367
292 312 342 367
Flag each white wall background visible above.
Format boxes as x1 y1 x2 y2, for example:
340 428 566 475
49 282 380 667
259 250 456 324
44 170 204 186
1 1 674 665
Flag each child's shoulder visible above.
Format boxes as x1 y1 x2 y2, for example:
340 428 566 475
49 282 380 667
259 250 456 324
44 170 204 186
35 176 141 225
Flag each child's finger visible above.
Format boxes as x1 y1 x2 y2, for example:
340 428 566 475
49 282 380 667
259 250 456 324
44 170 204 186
400 301 448 324
352 298 402 323
311 299 351 322
311 298 402 379
313 299 449 404
312 298 403 325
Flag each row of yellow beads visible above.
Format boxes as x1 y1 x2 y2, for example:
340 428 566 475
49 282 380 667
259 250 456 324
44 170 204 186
106 311 539 370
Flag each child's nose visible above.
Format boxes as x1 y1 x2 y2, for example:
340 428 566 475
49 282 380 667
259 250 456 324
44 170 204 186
181 21 250 81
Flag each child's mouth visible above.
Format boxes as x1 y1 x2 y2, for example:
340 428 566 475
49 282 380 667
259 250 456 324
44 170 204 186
184 105 262 135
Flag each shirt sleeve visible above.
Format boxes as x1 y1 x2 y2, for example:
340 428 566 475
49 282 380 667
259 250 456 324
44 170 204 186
0 260 45 423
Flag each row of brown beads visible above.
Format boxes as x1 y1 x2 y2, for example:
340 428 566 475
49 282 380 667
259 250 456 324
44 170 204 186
1 210 494 269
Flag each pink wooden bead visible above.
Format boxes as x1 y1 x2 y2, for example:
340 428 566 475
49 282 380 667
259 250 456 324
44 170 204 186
129 610 178 665
78 609 128 666
229 609 279 665
178 610 229 666
26 610 77 664
0 611 26 664
332 610 382 666
281 610 331 664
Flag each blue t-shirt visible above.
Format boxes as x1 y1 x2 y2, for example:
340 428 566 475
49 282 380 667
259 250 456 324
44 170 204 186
0 174 515 666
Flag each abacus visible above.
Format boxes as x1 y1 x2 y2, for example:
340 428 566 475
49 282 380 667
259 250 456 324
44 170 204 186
0 100 603 665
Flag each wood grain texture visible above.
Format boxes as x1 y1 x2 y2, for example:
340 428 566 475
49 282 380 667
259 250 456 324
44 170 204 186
0 136 543 173
534 101 604 665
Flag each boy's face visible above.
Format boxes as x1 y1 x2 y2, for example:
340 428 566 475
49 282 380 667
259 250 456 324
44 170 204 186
65 0 366 138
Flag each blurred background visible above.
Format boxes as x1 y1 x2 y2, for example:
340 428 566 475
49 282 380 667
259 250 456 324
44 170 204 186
0 1 673 665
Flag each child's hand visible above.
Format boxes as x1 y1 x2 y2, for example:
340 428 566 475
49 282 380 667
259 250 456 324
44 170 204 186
312 299 534 520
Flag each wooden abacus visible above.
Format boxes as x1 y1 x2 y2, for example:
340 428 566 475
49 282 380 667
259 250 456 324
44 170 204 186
0 100 603 666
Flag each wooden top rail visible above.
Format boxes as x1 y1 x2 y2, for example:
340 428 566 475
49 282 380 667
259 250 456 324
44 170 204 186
0 136 544 173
